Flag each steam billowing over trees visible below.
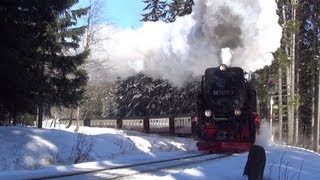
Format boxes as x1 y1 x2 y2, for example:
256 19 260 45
1 0 320 153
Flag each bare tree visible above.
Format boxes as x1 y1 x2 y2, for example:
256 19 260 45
83 0 106 50
74 0 113 132
82 0 113 85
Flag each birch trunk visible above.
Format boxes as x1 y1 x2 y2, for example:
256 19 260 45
66 109 73 128
287 65 294 145
291 1 297 145
311 76 315 144
278 67 283 142
75 106 80 132
281 4 294 145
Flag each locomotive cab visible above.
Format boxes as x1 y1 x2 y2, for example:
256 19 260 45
196 64 259 152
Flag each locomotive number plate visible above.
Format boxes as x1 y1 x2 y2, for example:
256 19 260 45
212 90 234 95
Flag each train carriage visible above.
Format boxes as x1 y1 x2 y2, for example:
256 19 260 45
89 118 118 128
173 113 197 136
148 116 174 134
58 118 83 126
121 117 148 132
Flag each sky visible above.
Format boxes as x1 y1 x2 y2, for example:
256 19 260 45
78 0 145 29
0 121 320 179
104 0 145 29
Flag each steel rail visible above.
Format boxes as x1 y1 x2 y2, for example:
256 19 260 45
108 153 233 180
33 152 223 179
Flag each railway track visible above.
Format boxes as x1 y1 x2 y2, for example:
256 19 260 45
105 153 233 180
36 152 232 179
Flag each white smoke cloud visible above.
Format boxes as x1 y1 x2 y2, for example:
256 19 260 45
90 0 282 86
221 48 233 66
255 119 274 147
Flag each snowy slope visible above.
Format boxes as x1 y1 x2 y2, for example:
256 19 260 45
0 121 319 179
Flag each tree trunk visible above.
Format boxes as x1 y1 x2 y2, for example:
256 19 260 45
311 75 315 145
12 105 17 126
278 66 283 142
291 1 298 145
66 109 73 128
281 3 294 145
287 65 294 145
295 62 300 145
315 70 320 151
37 104 43 128
314 0 320 152
75 106 80 132
54 112 57 128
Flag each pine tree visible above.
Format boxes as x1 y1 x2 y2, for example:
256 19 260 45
166 0 194 22
112 73 200 118
295 0 314 148
141 0 168 22
34 1 89 128
0 0 89 128
294 0 320 150
182 0 194 15
0 0 41 123
166 0 183 22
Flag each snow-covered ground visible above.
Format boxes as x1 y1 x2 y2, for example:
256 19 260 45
0 120 319 179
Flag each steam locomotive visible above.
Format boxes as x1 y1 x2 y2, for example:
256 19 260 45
196 64 260 152
59 64 259 153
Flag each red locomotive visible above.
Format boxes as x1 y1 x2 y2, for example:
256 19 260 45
196 64 260 153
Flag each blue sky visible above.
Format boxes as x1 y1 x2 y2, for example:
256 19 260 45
78 0 145 29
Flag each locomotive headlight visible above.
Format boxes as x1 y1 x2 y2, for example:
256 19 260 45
234 109 241 116
205 110 212 117
219 64 227 71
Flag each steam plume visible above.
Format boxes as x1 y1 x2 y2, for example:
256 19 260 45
91 0 282 86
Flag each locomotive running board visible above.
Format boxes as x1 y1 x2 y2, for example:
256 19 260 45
196 141 253 153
